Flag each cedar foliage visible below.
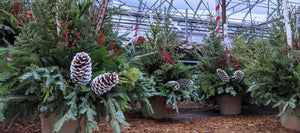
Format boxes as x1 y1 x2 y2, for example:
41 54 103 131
0 9 18 46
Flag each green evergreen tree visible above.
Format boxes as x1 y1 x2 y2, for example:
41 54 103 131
193 18 248 102
131 12 199 113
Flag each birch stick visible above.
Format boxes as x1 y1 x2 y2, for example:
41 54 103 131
283 0 292 47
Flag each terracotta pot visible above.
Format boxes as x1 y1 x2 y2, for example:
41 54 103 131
216 94 242 115
141 96 167 119
39 112 85 133
278 104 300 132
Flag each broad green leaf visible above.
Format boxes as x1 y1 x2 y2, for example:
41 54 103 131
102 60 118 71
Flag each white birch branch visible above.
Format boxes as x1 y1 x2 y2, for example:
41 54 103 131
283 0 292 47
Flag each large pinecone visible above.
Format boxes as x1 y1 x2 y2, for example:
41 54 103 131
177 79 194 85
233 70 244 80
91 72 119 95
70 52 92 84
167 81 180 91
216 68 229 82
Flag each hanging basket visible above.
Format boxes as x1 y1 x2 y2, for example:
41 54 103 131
141 96 167 119
39 112 85 133
216 94 242 115
278 104 300 132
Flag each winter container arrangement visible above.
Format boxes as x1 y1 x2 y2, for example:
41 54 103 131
131 12 200 119
244 4 300 131
193 22 249 115
0 1 147 133
246 35 300 132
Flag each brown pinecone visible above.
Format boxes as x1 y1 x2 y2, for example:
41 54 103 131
167 81 180 91
177 79 194 85
233 70 244 80
216 68 229 82
91 72 119 95
70 52 92 84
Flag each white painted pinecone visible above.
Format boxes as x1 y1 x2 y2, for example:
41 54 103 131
233 70 244 80
167 81 180 91
177 79 194 85
91 72 119 95
70 52 92 84
216 68 229 82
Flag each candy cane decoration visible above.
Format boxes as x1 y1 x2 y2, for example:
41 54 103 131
129 27 138 45
215 0 221 35
132 27 138 37
189 34 193 45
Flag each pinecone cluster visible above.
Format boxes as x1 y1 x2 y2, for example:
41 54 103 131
167 81 180 91
216 68 230 82
91 72 119 95
177 79 194 85
70 52 92 85
233 70 244 80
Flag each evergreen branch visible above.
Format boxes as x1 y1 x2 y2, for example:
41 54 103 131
54 94 78 132
107 93 129 133
0 95 41 102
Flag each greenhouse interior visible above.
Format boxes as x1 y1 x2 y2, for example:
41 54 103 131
0 0 300 132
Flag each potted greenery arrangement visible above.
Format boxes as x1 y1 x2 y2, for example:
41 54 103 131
131 12 199 119
246 3 300 131
194 23 248 115
246 34 300 131
0 1 144 133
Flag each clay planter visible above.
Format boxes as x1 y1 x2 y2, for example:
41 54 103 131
278 104 300 132
216 94 242 115
39 112 85 133
141 96 167 119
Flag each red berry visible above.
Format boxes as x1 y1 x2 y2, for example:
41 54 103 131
25 11 32 14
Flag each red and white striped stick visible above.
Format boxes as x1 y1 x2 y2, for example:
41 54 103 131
189 34 193 45
215 0 220 35
132 27 138 37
